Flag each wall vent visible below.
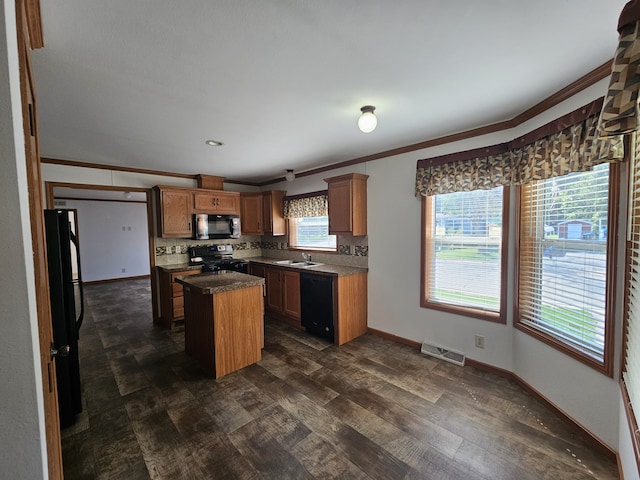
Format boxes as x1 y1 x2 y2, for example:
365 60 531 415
54 200 67 207
420 341 465 366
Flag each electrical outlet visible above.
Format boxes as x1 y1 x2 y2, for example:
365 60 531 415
121 268 126 273
475 335 485 349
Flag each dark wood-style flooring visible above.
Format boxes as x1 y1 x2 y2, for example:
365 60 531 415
61 278 619 479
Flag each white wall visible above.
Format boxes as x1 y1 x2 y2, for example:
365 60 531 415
0 2 47 478
61 200 150 282
619 392 640 480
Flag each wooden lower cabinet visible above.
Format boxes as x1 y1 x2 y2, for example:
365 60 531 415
183 284 263 378
248 262 367 345
282 270 301 319
335 272 368 345
250 264 301 326
158 267 201 329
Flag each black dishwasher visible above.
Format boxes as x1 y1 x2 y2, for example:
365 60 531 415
300 272 334 340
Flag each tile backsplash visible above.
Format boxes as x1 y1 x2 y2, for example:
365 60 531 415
154 233 368 268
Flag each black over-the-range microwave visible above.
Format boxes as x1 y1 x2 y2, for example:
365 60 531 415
194 213 240 240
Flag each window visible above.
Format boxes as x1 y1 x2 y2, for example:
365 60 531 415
288 216 336 251
421 186 508 322
516 163 618 374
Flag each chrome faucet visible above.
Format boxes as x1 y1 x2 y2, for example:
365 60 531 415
302 252 311 262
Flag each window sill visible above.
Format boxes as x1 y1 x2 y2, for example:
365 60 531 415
421 299 505 324
288 246 337 254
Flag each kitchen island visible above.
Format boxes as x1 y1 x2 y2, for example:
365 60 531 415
175 271 265 378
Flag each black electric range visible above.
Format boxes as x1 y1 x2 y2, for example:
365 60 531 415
189 244 248 273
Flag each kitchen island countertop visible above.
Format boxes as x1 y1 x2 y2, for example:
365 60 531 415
156 263 202 273
175 271 264 295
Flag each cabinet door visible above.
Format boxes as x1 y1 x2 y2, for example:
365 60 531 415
248 263 265 278
282 270 301 320
194 191 240 215
161 190 193 237
265 268 282 311
262 193 273 234
327 179 352 233
241 193 263 235
263 191 286 236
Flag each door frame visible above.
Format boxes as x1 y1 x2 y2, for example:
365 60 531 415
44 181 159 321
16 0 63 477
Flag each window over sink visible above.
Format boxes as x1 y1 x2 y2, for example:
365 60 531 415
288 216 336 252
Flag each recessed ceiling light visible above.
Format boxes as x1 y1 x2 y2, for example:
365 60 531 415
205 140 223 146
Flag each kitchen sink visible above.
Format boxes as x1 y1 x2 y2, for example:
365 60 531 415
299 262 323 267
274 260 324 267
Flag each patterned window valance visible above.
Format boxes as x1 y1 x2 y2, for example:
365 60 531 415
283 192 328 218
600 0 640 136
415 98 625 197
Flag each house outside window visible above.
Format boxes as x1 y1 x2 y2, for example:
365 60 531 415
421 186 508 323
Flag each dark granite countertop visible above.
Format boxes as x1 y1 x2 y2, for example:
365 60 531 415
175 271 265 295
156 263 202 273
247 257 367 277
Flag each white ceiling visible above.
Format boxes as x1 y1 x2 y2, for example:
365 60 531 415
31 1 625 184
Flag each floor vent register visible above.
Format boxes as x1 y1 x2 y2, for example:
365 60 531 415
420 341 466 366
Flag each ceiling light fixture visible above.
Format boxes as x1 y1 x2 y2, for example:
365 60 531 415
358 105 377 133
205 140 223 146
285 169 295 182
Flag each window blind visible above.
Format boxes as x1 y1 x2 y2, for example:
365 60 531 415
624 134 640 428
425 186 504 313
519 164 610 362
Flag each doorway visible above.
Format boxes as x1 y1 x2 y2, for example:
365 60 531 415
45 182 158 321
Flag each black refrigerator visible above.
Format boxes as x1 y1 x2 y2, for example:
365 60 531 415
44 209 84 428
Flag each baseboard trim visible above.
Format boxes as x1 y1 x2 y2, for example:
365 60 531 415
367 327 618 466
367 327 422 349
83 274 150 285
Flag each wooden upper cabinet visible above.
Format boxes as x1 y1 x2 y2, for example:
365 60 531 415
262 190 286 236
193 191 240 215
155 187 193 238
325 173 369 236
155 185 241 238
240 193 264 235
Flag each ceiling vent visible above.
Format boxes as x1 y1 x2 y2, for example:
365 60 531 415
54 200 67 207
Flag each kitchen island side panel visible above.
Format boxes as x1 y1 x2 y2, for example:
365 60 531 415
183 286 216 374
213 285 263 378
